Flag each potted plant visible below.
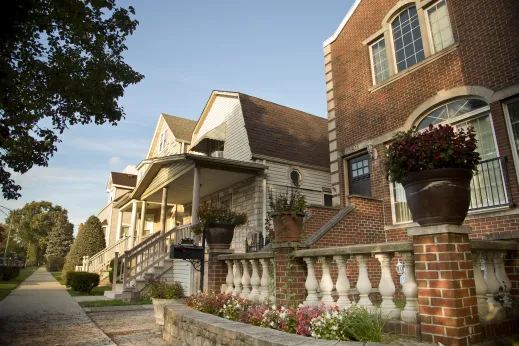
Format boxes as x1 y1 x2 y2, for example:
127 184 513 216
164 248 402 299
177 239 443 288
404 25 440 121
384 124 480 226
196 205 248 249
267 188 307 241
142 276 185 325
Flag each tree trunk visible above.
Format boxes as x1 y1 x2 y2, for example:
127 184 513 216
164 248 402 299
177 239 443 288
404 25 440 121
34 240 39 266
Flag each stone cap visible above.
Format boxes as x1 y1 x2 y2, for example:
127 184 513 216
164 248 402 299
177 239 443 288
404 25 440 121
407 224 471 237
294 241 413 258
218 252 274 261
471 240 518 251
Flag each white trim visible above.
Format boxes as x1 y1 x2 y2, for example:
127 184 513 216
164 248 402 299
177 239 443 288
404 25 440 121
158 130 167 153
145 115 164 159
323 0 362 47
369 37 387 86
424 0 454 55
503 97 519 185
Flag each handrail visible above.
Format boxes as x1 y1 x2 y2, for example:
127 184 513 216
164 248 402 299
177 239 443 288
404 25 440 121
84 235 130 274
470 156 515 210
125 231 161 257
89 235 130 263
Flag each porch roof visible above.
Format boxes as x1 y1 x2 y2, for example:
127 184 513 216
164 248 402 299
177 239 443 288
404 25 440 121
120 154 267 207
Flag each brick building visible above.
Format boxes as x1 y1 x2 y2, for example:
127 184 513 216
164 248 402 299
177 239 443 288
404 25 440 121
323 0 519 241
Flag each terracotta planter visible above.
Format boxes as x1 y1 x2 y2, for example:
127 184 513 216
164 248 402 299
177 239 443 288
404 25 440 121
271 212 305 242
401 168 472 226
205 223 235 249
152 298 175 325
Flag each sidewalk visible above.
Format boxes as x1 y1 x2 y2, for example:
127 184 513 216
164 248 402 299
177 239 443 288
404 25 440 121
0 267 116 346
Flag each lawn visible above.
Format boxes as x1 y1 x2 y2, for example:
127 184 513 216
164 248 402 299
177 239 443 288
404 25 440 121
0 267 38 301
79 299 152 308
50 271 66 285
51 271 113 296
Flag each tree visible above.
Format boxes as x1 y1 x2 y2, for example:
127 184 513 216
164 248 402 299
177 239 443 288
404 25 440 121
7 201 68 265
46 211 74 258
0 0 144 199
62 215 105 277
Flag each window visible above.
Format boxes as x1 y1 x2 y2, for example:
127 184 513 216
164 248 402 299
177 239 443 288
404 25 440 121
370 38 390 84
505 99 519 183
323 194 333 207
290 169 302 186
417 99 488 130
348 154 371 196
159 131 167 152
392 6 425 72
426 0 454 53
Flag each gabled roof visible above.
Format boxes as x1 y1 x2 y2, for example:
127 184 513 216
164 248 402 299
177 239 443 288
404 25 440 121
238 93 329 169
111 172 137 188
323 0 362 47
161 114 197 142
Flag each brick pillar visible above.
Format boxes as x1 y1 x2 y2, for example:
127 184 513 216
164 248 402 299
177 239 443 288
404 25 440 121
207 249 233 293
504 241 519 296
409 225 481 346
271 242 308 307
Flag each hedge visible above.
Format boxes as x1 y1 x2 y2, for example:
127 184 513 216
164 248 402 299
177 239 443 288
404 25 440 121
0 266 21 281
65 271 81 287
70 272 100 294
45 256 65 272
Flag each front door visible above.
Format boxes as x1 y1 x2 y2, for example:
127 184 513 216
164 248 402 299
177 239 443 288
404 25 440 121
348 154 371 197
144 214 154 237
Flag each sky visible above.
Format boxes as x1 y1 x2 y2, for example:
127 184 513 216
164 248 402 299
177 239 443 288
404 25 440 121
0 0 354 229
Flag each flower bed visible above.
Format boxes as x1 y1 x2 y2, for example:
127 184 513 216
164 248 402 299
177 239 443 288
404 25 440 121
185 292 391 343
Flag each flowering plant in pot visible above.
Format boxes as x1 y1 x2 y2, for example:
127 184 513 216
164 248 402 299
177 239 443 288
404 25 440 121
142 276 184 325
267 188 307 242
197 205 248 249
384 124 480 226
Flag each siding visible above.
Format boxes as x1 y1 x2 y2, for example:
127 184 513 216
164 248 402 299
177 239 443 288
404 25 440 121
148 117 181 159
142 161 193 198
266 160 332 206
160 259 193 296
193 95 252 162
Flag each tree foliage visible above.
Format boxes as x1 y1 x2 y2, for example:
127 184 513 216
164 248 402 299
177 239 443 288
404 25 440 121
0 0 144 199
62 215 105 277
46 211 74 258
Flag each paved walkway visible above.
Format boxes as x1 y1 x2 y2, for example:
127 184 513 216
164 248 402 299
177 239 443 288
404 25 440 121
0 268 116 346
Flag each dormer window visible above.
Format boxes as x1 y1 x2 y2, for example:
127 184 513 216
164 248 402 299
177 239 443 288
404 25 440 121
159 131 167 152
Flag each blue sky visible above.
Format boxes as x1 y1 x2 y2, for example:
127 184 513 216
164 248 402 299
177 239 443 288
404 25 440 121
0 0 354 229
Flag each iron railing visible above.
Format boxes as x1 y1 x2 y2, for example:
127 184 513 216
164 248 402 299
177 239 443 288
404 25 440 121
469 156 515 211
245 233 270 253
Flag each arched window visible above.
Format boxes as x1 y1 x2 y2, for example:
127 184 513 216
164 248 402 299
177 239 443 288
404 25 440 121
290 169 301 186
417 98 488 130
392 6 425 72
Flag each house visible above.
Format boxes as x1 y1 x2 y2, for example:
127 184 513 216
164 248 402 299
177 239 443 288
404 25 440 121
84 91 331 296
97 166 137 247
321 0 519 241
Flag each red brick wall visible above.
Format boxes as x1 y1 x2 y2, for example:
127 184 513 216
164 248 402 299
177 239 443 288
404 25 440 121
329 0 519 235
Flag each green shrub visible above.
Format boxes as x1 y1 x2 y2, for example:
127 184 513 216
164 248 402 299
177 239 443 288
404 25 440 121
142 276 184 299
45 256 65 272
0 266 21 280
65 271 81 287
70 272 100 294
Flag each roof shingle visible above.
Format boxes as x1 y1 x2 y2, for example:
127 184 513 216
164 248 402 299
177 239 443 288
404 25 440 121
238 93 329 168
162 114 197 142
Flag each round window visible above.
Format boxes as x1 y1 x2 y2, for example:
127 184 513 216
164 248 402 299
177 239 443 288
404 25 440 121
290 169 301 186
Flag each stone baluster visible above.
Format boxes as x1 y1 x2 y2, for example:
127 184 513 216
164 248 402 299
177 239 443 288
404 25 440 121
269 259 276 304
483 252 503 319
319 256 335 306
472 252 488 320
240 260 251 299
355 254 373 309
225 260 234 294
334 255 351 309
375 253 400 319
249 259 261 301
259 258 271 302
494 251 511 293
303 257 320 306
400 252 419 323
233 260 242 297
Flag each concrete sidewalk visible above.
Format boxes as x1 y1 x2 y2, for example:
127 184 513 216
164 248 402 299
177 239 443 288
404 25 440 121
0 267 116 346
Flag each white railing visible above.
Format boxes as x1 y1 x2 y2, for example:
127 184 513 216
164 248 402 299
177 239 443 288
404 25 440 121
218 252 275 303
120 224 194 291
80 236 130 274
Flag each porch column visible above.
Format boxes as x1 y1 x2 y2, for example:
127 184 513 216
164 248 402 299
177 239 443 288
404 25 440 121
115 211 123 241
139 202 146 243
191 167 201 224
129 201 138 248
160 188 168 239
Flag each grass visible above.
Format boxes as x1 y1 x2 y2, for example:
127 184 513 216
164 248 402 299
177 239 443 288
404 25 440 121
50 271 66 285
0 267 38 301
67 285 112 296
79 299 152 308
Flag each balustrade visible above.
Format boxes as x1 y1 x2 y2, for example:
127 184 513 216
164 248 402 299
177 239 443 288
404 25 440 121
218 252 275 302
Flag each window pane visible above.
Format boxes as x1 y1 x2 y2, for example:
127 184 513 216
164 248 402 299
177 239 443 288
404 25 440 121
392 6 424 72
371 39 390 84
418 98 488 130
508 100 519 157
427 0 454 52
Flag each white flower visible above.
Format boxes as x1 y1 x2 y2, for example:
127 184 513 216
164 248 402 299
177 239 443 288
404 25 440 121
332 325 338 330
272 305 276 309
270 321 274 327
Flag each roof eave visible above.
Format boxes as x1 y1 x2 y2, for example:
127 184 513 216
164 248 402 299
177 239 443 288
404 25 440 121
323 0 362 47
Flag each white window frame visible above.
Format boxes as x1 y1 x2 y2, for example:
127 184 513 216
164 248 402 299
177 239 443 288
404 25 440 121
503 96 519 185
424 0 455 55
369 37 389 85
158 130 167 153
